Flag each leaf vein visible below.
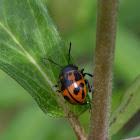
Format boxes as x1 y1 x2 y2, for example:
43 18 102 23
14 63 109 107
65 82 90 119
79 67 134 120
27 0 46 54
0 21 54 87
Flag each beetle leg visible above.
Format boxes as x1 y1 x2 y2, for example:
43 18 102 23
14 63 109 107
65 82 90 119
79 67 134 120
53 80 60 87
85 79 92 92
79 68 84 73
56 90 61 93
81 101 91 111
53 84 59 87
81 101 90 105
83 73 93 77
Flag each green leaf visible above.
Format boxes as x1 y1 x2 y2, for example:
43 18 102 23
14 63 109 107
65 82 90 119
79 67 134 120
0 0 89 117
125 123 140 138
110 75 140 136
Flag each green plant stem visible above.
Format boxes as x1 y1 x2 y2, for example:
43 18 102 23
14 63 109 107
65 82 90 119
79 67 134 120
68 114 87 140
88 0 119 140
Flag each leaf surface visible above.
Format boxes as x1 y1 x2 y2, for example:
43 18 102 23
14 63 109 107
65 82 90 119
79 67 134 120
0 0 89 117
110 75 140 136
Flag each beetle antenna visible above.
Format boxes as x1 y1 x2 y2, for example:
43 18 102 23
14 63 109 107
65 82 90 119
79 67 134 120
68 42 71 65
44 58 63 68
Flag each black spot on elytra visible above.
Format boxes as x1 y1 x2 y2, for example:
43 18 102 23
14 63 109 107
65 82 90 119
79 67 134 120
73 82 85 95
79 82 84 88
65 80 73 87
82 89 85 99
65 73 73 87
68 72 72 76
64 96 70 101
60 73 73 91
73 71 82 81
73 87 80 95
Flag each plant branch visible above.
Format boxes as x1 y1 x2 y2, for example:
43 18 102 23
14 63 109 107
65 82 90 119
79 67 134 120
68 113 87 140
88 0 119 140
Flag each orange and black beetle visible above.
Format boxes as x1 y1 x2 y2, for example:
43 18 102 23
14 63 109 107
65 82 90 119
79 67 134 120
44 42 93 105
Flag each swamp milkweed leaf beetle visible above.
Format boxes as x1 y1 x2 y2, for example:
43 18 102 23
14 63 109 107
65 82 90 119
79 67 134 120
44 42 93 105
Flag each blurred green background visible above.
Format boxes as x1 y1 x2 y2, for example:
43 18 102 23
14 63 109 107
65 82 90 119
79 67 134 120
0 0 140 139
